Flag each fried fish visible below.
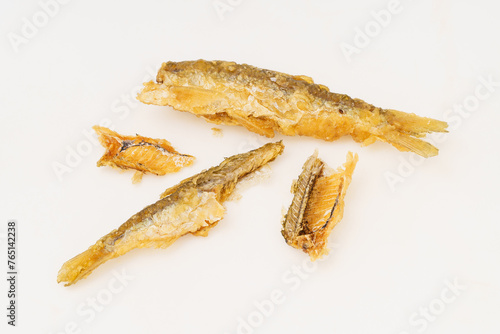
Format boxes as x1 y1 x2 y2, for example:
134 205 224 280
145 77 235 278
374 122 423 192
57 141 284 286
137 60 448 158
93 126 195 183
282 152 358 260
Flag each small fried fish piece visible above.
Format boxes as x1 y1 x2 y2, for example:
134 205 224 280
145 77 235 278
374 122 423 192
282 151 358 260
93 126 195 183
57 141 284 286
138 60 448 157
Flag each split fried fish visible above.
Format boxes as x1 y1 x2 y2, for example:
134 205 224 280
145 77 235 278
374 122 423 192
93 126 195 183
57 141 284 286
282 152 358 260
137 60 448 158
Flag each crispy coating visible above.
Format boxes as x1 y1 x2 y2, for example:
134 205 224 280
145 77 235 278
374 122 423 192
57 142 284 286
138 60 448 157
282 152 358 260
93 126 195 183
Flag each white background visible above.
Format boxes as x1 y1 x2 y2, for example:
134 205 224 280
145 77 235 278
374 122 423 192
1 0 500 333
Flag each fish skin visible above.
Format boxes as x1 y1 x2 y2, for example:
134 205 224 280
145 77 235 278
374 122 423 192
137 60 448 157
282 152 358 261
57 141 284 286
93 126 195 183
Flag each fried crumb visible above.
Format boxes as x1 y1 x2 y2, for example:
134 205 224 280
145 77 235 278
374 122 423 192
211 127 223 137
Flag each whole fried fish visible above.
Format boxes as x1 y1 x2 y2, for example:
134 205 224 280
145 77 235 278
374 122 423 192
57 142 284 286
137 60 448 158
282 152 358 260
93 126 195 183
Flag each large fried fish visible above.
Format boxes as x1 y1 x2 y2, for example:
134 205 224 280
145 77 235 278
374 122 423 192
282 152 358 260
137 60 447 158
93 126 195 183
58 142 284 286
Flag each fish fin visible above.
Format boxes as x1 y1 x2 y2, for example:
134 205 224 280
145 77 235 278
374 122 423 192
381 131 440 158
159 175 196 199
317 84 330 92
383 109 448 135
376 109 448 157
292 75 314 84
159 187 176 199
202 113 276 137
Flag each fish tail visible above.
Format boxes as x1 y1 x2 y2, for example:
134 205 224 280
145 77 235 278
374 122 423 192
383 109 448 135
377 109 448 157
57 242 117 286
378 131 439 158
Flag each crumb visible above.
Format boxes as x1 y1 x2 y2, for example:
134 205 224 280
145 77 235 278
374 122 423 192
211 128 223 137
132 171 144 184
